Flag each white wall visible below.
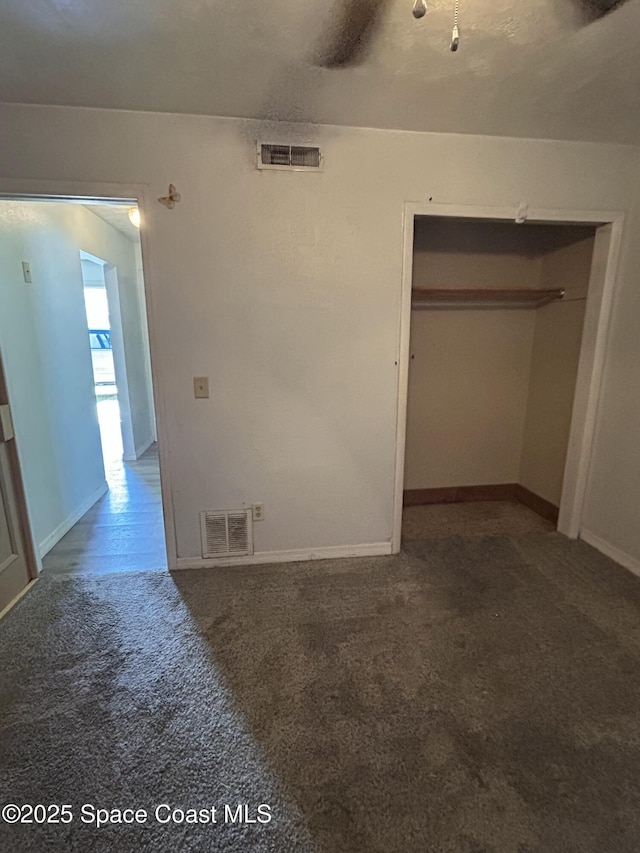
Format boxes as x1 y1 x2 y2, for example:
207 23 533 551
405 308 535 489
0 202 106 554
0 200 156 555
411 218 544 290
519 237 594 506
134 242 157 443
0 104 639 564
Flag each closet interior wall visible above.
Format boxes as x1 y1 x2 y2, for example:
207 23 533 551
519 235 594 507
404 218 596 520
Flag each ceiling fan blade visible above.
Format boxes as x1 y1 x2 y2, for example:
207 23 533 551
573 0 630 23
315 0 390 69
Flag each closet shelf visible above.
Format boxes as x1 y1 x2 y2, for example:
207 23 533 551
411 288 565 308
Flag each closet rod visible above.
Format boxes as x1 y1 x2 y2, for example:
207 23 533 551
411 288 565 308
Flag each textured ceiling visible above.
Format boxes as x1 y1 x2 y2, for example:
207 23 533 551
1 0 639 144
83 204 140 242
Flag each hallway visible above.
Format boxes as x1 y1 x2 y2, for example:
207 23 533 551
42 400 167 576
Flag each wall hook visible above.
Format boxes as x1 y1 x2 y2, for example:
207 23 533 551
158 184 181 209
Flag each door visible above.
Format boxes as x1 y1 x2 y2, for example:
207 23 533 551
0 353 34 612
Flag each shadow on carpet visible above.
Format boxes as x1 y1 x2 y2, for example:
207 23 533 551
2 532 640 852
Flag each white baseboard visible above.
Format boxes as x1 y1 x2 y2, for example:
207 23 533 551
174 541 393 571
39 480 109 557
123 435 155 462
580 528 640 579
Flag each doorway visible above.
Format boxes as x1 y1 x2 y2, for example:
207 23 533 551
393 204 624 551
82 252 124 466
0 195 167 597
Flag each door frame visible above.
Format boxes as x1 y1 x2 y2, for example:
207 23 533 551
392 201 625 553
0 178 177 572
80 250 137 461
0 345 39 612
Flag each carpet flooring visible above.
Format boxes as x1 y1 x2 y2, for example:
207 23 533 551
402 501 554 540
2 525 640 851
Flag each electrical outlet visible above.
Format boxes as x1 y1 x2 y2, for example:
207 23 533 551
252 503 265 522
193 377 209 399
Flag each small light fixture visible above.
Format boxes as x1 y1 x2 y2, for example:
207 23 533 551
128 207 141 228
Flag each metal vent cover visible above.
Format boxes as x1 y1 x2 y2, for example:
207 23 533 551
257 143 323 171
200 509 253 558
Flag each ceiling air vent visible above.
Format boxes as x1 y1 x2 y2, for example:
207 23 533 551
257 143 323 171
200 509 253 558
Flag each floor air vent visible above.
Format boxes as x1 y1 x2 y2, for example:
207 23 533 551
200 509 253 558
258 143 322 171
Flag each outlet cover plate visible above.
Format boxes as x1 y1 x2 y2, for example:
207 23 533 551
252 503 265 522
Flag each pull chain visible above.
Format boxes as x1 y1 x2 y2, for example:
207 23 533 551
412 0 428 19
451 0 460 51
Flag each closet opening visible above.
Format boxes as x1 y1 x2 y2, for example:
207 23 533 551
393 207 623 549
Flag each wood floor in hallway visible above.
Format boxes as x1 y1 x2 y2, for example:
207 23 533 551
42 444 167 576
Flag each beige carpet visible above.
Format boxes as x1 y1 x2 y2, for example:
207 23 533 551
2 518 640 852
403 500 554 541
